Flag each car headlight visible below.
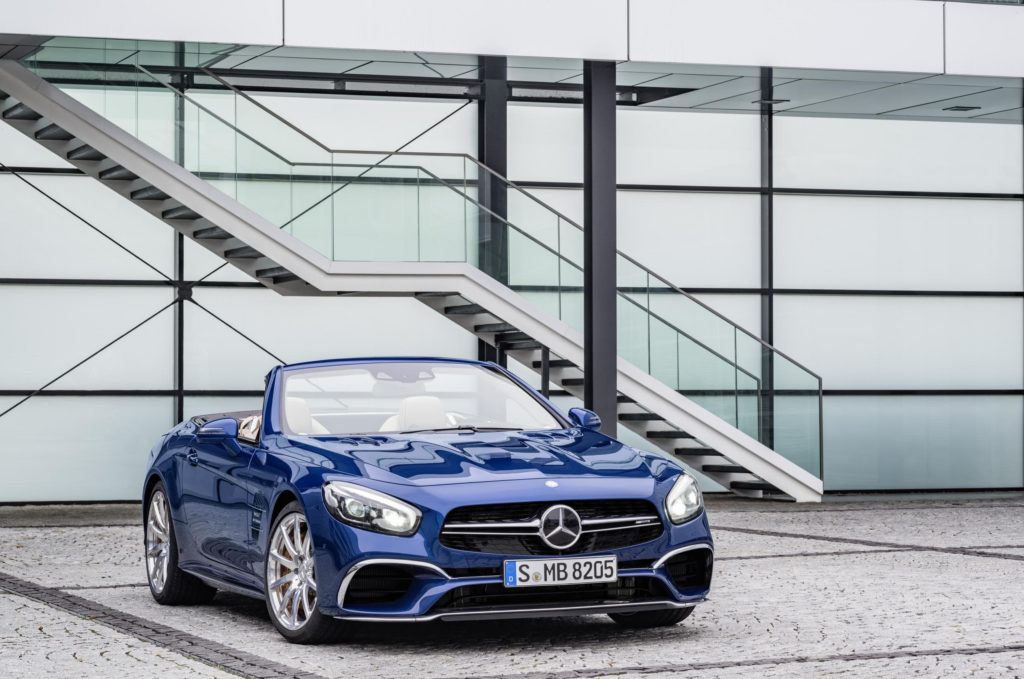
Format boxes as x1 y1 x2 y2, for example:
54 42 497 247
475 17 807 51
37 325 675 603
322 481 421 536
665 474 703 524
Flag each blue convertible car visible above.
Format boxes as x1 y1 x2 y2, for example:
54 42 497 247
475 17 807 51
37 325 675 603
143 357 713 643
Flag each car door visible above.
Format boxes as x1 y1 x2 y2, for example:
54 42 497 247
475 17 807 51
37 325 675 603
178 417 255 580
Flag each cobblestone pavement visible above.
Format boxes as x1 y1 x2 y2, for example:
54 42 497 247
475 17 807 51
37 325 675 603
1 494 1022 679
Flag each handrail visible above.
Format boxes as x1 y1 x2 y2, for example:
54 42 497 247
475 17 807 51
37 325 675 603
197 66 822 382
125 62 765 385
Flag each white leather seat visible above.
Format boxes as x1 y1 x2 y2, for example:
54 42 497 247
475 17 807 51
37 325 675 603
380 395 450 432
285 397 329 435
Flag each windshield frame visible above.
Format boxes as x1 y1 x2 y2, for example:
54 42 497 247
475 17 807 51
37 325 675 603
269 358 571 437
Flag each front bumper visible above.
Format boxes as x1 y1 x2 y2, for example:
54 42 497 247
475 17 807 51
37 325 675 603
311 506 713 621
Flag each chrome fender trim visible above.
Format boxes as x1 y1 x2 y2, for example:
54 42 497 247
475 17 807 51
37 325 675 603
652 542 715 569
336 558 450 608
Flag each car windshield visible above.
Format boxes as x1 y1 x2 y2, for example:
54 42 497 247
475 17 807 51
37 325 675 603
279 361 563 436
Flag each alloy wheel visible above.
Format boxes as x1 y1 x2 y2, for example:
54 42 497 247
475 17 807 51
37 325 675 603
145 490 171 593
267 512 317 631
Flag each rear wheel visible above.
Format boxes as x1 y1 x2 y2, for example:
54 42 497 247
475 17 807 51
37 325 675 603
264 502 349 644
145 483 216 605
608 606 694 629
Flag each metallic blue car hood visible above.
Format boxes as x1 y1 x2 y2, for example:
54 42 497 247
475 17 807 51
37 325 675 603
288 429 663 486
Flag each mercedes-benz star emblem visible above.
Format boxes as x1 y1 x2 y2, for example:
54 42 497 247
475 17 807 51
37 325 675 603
538 504 582 550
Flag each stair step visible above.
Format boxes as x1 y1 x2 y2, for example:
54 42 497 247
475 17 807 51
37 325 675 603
67 145 105 161
415 291 457 298
270 273 300 284
0 90 7 100
2 102 41 120
561 378 584 387
731 480 777 492
646 430 695 440
618 413 661 422
162 206 201 220
498 339 542 351
34 124 73 141
256 266 291 279
617 395 635 404
701 464 747 474
99 166 138 181
475 322 516 334
445 303 485 315
131 186 170 201
532 358 576 369
224 245 262 259
193 225 231 240
496 331 530 343
675 448 722 457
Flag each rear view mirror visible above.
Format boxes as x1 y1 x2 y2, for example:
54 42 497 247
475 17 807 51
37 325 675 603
197 417 238 440
568 407 602 431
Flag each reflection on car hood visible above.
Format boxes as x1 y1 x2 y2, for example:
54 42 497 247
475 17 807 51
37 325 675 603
295 429 664 486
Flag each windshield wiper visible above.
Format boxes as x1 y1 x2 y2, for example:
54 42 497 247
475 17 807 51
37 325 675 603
398 426 523 435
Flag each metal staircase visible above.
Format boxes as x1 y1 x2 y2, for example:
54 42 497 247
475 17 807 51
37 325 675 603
0 57 824 501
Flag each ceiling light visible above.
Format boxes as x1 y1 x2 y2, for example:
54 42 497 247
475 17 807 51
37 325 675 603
943 105 981 112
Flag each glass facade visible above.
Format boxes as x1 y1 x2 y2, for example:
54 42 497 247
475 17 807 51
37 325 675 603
1 38 1022 498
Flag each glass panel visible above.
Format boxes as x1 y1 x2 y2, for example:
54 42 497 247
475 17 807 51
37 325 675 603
0 396 173 502
825 395 1024 491
775 116 1023 193
775 195 1024 292
0 286 173 389
775 295 1024 390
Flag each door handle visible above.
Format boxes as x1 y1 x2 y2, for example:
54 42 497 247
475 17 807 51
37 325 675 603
186 450 199 466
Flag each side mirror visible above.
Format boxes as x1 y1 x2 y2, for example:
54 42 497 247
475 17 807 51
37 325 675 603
197 417 238 441
567 407 602 431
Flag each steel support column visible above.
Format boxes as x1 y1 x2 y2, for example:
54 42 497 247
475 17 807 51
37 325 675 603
582 61 617 433
759 67 775 448
172 43 187 423
477 56 507 364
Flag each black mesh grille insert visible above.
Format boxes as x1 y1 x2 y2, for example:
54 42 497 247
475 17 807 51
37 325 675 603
664 548 713 591
432 577 670 613
440 499 664 556
343 564 415 606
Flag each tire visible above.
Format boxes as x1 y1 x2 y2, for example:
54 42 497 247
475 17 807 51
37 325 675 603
608 606 694 629
264 501 350 644
145 483 217 605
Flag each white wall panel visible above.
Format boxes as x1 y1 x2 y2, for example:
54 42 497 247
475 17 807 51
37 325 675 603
629 0 943 73
774 296 1023 390
825 395 1024 491
0 396 172 502
619 192 761 288
775 116 1023 193
285 0 627 60
0 175 173 279
508 104 582 184
775 196 1024 291
946 3 1024 78
0 286 173 389
619 109 759 187
185 289 476 390
0 0 283 45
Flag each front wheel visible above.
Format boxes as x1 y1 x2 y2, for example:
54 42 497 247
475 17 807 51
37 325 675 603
608 606 694 629
265 502 350 644
145 483 216 605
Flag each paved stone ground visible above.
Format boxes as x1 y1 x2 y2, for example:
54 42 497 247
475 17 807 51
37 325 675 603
1 494 1023 679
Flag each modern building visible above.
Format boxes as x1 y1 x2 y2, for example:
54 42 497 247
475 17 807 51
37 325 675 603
1 0 1023 502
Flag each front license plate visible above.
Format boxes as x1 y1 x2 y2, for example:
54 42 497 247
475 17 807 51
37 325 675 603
503 555 617 588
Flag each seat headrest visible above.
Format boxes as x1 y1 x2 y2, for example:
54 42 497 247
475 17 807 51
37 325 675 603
395 395 448 432
285 397 328 435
